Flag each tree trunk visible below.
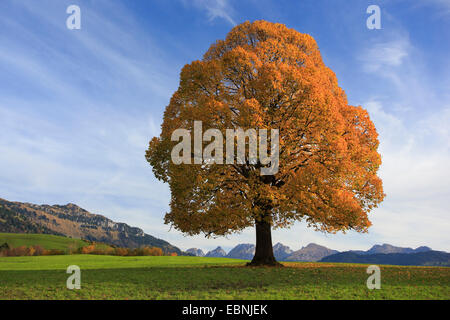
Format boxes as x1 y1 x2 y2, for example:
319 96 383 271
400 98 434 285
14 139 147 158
247 219 283 267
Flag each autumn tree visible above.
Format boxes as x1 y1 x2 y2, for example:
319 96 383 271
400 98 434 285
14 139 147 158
146 21 385 266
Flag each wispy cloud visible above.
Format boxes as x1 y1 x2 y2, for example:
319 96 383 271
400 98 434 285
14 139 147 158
182 0 236 25
362 99 450 250
352 27 450 251
0 0 179 240
359 38 410 73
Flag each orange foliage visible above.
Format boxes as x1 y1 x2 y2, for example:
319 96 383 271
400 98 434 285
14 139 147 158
111 246 164 256
0 245 66 257
146 20 385 238
81 244 96 254
33 245 45 256
142 247 164 256
42 249 65 256
0 243 167 257
0 245 42 257
114 247 129 256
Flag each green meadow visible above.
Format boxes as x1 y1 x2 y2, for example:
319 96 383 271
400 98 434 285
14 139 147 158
0 233 90 251
0 255 448 300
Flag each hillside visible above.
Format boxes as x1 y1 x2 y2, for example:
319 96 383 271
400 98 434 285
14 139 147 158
0 233 92 251
321 250 450 266
0 205 58 235
0 198 181 254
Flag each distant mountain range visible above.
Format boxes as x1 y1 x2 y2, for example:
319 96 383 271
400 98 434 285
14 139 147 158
2 198 448 267
204 246 227 258
273 243 293 261
186 248 205 257
227 244 255 260
187 242 448 266
321 251 450 267
349 243 433 255
285 243 339 262
0 198 181 255
191 242 339 262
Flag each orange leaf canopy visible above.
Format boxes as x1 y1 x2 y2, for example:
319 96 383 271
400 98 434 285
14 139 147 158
146 21 385 237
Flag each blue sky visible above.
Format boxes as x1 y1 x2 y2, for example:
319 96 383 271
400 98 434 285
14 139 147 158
0 0 449 253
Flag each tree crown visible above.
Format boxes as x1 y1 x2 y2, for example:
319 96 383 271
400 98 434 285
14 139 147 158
146 20 385 237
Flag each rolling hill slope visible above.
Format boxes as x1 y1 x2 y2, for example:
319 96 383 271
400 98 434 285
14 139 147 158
0 198 181 254
0 233 92 251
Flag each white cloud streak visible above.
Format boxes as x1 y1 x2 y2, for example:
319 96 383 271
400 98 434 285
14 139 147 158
353 32 450 251
182 0 236 25
0 0 178 240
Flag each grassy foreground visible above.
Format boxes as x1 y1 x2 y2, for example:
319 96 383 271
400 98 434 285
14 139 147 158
0 255 448 300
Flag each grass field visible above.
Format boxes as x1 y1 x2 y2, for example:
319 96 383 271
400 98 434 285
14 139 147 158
0 255 448 300
0 233 113 253
0 233 91 251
